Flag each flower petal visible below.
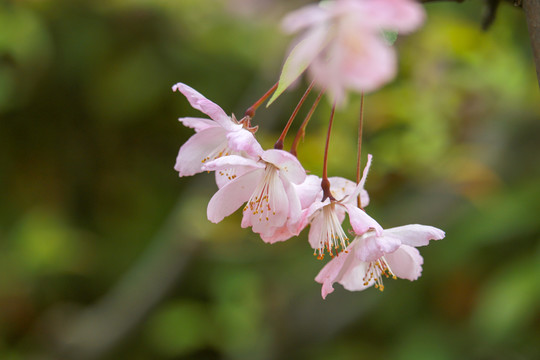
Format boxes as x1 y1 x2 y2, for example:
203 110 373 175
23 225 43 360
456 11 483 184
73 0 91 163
226 129 264 158
362 0 425 34
175 127 227 177
384 224 445 247
261 149 306 184
338 258 374 292
328 176 357 201
172 82 241 132
281 3 330 33
202 155 261 172
350 154 373 200
354 232 401 262
207 169 262 223
385 245 424 281
178 117 218 132
344 203 383 236
294 174 323 209
315 250 350 299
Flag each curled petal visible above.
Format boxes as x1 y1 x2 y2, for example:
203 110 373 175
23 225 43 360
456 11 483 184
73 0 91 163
261 149 306 184
173 82 241 132
385 245 424 281
344 204 383 236
315 250 351 299
207 169 262 223
384 224 445 247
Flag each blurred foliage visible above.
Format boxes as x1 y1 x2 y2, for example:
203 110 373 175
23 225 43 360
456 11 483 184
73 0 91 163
0 0 539 359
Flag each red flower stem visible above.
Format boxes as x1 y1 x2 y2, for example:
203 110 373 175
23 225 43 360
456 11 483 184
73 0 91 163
244 81 279 118
290 88 324 157
321 102 337 201
356 92 364 208
274 81 315 150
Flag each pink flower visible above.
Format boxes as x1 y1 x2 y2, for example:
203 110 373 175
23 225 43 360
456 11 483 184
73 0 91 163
172 83 263 187
315 224 445 298
298 155 381 259
203 149 307 240
269 0 425 105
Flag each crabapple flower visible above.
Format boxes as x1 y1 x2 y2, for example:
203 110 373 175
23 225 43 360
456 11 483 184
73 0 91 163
299 155 381 259
270 0 425 105
315 224 445 298
204 149 306 241
172 83 263 186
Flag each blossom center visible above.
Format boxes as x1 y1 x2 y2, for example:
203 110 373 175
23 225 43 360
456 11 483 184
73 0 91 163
363 256 396 291
314 202 349 260
243 164 279 222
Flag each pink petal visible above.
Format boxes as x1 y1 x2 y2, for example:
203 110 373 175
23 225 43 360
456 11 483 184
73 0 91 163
338 258 374 292
343 204 383 236
202 155 261 172
282 174 302 226
207 169 263 223
261 149 306 184
362 0 425 34
354 232 401 262
328 176 357 201
175 127 227 177
172 82 240 132
259 224 296 244
341 33 397 93
226 129 264 158
298 199 329 234
384 224 445 247
384 245 424 281
315 250 350 299
294 174 323 209
281 3 330 34
178 117 218 132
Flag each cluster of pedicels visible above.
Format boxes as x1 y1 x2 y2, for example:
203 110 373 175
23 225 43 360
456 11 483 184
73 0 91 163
173 0 445 299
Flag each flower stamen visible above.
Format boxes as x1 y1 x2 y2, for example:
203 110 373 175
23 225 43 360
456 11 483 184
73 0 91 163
363 256 397 291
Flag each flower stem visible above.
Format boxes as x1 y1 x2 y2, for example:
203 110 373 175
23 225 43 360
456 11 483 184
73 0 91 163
244 81 278 118
356 92 364 208
290 88 324 157
322 102 337 201
274 81 315 150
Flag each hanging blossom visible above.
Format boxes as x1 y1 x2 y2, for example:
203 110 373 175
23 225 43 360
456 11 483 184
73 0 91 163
269 0 425 105
203 149 306 241
298 154 382 259
172 83 263 187
315 224 445 298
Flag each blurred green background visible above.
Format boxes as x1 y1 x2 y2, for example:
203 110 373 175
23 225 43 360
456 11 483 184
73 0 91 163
1 0 539 359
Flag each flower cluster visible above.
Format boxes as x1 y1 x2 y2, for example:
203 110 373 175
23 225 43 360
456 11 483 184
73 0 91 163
173 0 445 299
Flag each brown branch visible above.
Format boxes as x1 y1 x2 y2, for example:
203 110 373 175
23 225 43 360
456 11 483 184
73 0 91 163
523 0 540 87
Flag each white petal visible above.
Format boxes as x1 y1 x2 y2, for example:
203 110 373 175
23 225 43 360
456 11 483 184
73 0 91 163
175 127 227 177
178 117 218 132
384 224 445 247
173 82 241 132
384 245 424 281
207 169 262 223
261 149 306 184
226 129 264 158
